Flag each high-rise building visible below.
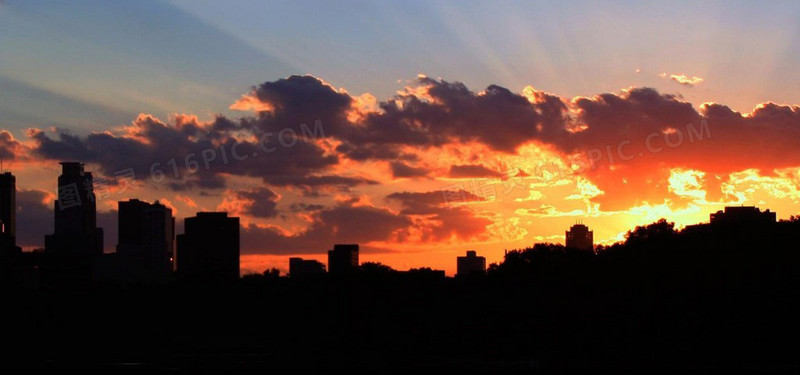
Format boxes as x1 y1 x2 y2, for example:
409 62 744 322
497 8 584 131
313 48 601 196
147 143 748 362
289 257 326 278
176 212 239 281
117 199 174 277
44 162 103 256
0 172 16 250
456 250 486 276
327 244 359 274
566 223 593 251
42 162 104 287
0 172 21 284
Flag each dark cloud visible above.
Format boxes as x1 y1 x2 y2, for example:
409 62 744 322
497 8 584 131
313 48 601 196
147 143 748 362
288 202 325 213
29 113 359 191
235 188 279 218
335 77 570 158
240 188 494 254
448 164 502 179
15 189 53 248
249 75 352 118
385 190 492 242
390 161 429 178
241 202 412 254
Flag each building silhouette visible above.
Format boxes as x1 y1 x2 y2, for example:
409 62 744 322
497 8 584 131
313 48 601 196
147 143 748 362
710 206 776 226
0 172 16 250
0 172 19 255
176 212 239 281
457 250 486 276
116 199 175 279
0 171 23 285
327 244 359 274
42 162 104 286
289 257 326 278
566 222 593 251
44 162 104 256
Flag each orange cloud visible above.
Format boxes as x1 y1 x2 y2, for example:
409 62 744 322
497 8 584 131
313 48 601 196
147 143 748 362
229 92 274 112
659 72 704 87
175 194 198 208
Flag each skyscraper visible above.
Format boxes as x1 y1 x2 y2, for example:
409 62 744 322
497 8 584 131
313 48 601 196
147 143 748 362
456 250 486 276
117 199 175 278
176 212 239 281
0 172 16 250
327 244 359 274
43 162 104 286
44 162 104 256
565 223 593 251
0 172 21 283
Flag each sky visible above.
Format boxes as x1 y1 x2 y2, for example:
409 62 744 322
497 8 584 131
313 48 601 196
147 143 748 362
2 0 800 274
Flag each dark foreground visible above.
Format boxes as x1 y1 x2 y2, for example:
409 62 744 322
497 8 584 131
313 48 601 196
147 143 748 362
5 273 800 373
4 220 800 373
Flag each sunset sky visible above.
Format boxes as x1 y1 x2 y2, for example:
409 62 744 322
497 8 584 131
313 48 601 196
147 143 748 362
2 1 800 274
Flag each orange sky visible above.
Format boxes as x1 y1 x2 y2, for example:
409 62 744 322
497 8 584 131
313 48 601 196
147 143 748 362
4 75 800 275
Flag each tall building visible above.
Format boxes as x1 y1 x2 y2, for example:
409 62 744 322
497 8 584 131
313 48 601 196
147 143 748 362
289 257 326 278
456 250 486 276
327 244 359 274
44 162 103 256
566 223 593 251
117 199 175 278
0 172 16 250
42 162 104 287
176 212 239 281
0 171 22 285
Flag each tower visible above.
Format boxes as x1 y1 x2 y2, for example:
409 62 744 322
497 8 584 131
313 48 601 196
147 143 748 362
566 222 593 251
0 172 15 249
42 162 104 286
45 162 104 256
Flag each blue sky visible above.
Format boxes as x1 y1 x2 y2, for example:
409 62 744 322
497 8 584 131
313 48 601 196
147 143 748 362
1 0 799 131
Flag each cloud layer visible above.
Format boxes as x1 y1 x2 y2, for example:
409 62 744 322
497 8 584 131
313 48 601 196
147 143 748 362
9 74 800 255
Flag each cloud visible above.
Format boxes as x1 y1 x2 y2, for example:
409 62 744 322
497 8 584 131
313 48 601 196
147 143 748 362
20 74 800 222
175 195 198 208
334 77 570 158
659 73 704 87
0 130 28 162
240 201 412 254
448 164 502 179
670 74 704 87
15 189 54 248
389 161 429 178
217 188 280 218
385 190 492 242
29 111 356 191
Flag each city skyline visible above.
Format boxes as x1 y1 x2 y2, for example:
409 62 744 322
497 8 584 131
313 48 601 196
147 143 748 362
0 163 796 278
